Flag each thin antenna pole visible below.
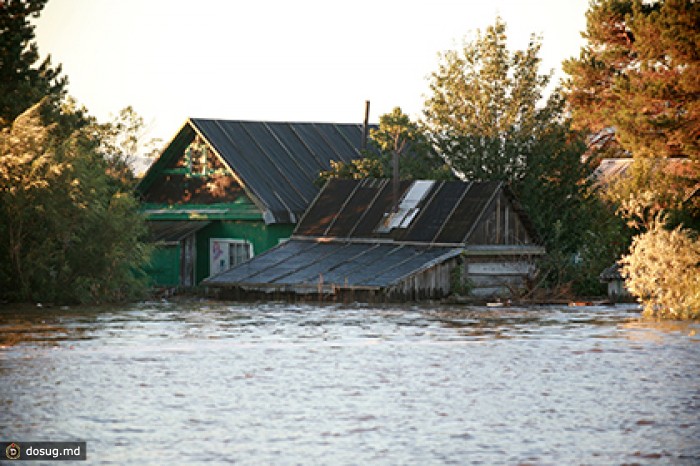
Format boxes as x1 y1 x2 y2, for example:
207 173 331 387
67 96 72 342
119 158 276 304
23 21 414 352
362 100 370 150
393 149 399 211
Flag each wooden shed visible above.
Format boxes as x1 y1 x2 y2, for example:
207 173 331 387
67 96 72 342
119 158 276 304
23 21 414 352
204 178 545 300
136 119 371 287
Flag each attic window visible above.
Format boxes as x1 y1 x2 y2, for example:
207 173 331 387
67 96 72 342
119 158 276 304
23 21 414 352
184 137 210 177
377 180 434 232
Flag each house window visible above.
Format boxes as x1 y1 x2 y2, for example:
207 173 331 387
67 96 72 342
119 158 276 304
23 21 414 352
210 239 253 276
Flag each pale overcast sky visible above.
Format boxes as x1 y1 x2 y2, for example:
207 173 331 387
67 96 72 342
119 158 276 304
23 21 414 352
35 0 590 145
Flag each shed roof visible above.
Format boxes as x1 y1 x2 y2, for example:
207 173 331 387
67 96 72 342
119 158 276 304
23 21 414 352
204 239 462 291
138 119 373 223
204 179 544 292
294 178 539 244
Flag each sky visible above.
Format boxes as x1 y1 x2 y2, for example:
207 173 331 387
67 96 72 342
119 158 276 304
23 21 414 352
35 0 591 148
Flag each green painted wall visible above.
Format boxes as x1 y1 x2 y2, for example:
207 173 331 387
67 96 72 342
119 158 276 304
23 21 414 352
195 220 294 283
145 245 180 287
138 141 297 286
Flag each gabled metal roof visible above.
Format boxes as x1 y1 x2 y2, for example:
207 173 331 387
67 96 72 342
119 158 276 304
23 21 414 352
138 119 373 224
191 119 370 223
294 178 529 244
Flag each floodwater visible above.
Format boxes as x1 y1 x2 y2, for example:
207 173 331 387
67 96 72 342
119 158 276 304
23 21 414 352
1 301 699 465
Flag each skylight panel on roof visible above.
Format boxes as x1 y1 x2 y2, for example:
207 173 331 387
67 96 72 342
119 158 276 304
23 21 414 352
377 180 434 232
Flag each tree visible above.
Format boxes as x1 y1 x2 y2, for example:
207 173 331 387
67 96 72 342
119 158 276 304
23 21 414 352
423 17 560 182
0 101 152 304
0 0 68 127
318 107 451 183
369 107 451 180
600 157 699 230
423 18 618 294
94 106 162 185
564 0 700 160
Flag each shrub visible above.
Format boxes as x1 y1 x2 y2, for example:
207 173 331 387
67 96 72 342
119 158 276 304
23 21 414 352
620 220 700 320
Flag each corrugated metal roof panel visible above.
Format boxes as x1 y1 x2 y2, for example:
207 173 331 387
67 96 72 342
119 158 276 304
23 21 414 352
295 179 359 236
325 183 381 237
187 119 371 224
244 241 320 283
204 240 460 290
400 182 468 242
272 242 374 284
362 247 462 286
292 179 539 246
349 180 399 237
437 182 499 244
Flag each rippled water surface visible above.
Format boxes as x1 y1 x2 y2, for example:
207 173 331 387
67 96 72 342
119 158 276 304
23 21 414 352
1 301 699 465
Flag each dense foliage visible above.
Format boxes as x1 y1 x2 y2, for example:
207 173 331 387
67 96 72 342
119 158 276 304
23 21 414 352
565 0 700 317
564 0 699 161
423 17 560 182
0 0 67 126
0 102 152 304
621 217 700 319
318 107 452 183
0 1 152 304
422 18 622 294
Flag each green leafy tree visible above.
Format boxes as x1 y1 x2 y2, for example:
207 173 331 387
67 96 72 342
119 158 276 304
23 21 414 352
370 107 451 180
423 17 560 182
513 114 630 293
318 107 451 183
564 0 699 160
0 101 152 304
0 0 68 127
423 18 618 294
93 106 162 185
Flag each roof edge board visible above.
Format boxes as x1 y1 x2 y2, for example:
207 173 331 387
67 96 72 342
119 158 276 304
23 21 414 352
289 235 466 248
462 245 546 256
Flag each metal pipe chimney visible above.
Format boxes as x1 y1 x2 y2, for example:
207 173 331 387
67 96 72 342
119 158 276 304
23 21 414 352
361 100 370 151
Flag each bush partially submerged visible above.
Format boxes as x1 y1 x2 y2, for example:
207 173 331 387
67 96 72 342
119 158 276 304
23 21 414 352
620 220 700 320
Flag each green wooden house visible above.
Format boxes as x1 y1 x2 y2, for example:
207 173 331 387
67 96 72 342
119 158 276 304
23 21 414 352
136 118 369 287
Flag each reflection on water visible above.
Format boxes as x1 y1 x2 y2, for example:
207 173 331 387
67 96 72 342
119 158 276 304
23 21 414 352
1 301 699 465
